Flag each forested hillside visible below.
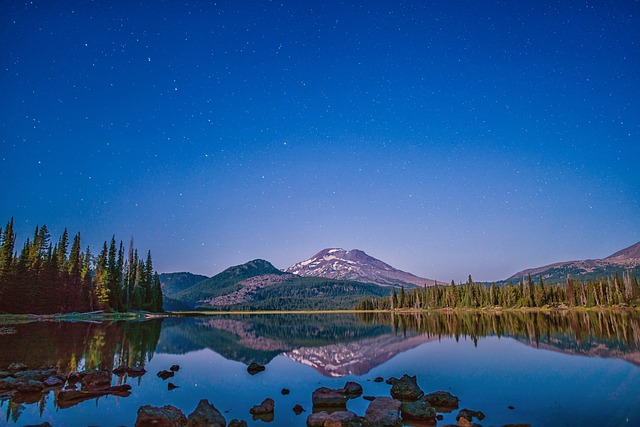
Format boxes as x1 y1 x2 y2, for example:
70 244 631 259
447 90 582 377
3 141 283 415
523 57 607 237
0 218 163 314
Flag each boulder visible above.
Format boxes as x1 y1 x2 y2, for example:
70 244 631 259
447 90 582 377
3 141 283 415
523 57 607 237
339 381 363 397
250 397 274 415
247 362 265 375
81 370 111 391
157 370 175 380
57 384 132 409
170 364 180 372
373 377 384 383
187 399 226 427
293 404 305 415
281 388 290 395
43 375 64 387
16 380 44 393
401 399 436 422
423 391 459 412
228 420 248 427
128 366 147 378
135 405 187 427
456 408 485 423
312 387 348 409
168 382 179 390
364 397 402 427
112 365 128 376
307 410 365 427
8 362 27 372
389 374 423 402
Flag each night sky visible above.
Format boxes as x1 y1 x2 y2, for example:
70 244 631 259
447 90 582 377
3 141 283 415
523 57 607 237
1 1 639 282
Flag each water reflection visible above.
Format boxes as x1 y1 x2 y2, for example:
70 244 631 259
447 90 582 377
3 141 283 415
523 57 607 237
1 310 640 425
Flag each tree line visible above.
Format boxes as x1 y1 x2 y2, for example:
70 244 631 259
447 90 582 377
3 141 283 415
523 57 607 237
0 218 163 314
355 272 640 311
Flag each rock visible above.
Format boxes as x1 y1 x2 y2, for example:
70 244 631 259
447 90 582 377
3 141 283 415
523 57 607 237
157 370 175 380
281 388 290 395
373 377 384 383
168 382 179 390
501 424 532 427
293 404 305 415
364 397 402 427
58 385 132 409
81 370 111 391
250 397 274 415
66 372 83 386
312 387 348 409
401 399 436 422
170 364 180 372
456 409 486 423
0 371 11 378
23 423 53 427
423 391 459 412
228 420 248 427
187 399 226 427
389 374 424 402
16 380 44 393
508 405 515 410
386 376 399 385
363 395 376 401
307 410 364 427
0 377 18 390
247 362 265 375
135 405 187 427
339 381 363 397
437 414 444 420
11 391 42 404
113 365 128 376
8 362 27 372
43 375 64 387
128 366 147 378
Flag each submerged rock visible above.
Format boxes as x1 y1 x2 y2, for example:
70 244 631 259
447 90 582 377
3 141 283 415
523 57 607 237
307 410 364 427
364 397 402 427
81 370 111 391
247 362 265 375
373 377 384 383
389 374 424 402
312 387 348 409
250 397 275 416
128 366 147 378
292 404 305 415
168 382 179 391
228 420 248 427
401 399 437 422
135 404 187 427
456 408 486 426
339 381 363 397
170 364 180 372
57 384 132 409
423 391 459 412
187 399 226 427
157 370 175 380
281 388 290 395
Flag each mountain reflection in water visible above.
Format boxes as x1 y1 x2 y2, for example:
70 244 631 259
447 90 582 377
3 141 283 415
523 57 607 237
1 310 639 425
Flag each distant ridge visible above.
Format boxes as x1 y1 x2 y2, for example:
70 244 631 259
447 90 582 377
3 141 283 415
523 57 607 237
505 241 640 284
285 248 436 288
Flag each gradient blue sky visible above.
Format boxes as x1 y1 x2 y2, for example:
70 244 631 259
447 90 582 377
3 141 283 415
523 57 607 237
1 0 639 282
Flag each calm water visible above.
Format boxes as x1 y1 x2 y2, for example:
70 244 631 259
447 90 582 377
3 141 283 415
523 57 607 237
1 311 640 426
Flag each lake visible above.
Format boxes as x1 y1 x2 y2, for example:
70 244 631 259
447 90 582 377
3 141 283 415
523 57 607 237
1 310 639 426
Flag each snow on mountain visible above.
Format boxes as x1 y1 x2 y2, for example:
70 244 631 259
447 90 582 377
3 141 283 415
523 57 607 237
285 248 436 288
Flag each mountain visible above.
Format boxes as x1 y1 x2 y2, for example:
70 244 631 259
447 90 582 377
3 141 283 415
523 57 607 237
171 259 285 306
159 272 209 297
285 248 436 288
505 241 640 284
168 258 391 310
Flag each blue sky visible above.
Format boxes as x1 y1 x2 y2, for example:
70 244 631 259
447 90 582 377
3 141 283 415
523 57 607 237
1 0 638 282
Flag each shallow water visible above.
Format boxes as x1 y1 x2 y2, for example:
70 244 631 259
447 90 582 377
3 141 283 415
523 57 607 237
1 311 639 426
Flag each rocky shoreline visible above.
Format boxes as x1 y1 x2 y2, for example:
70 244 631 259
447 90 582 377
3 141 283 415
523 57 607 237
1 360 531 426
